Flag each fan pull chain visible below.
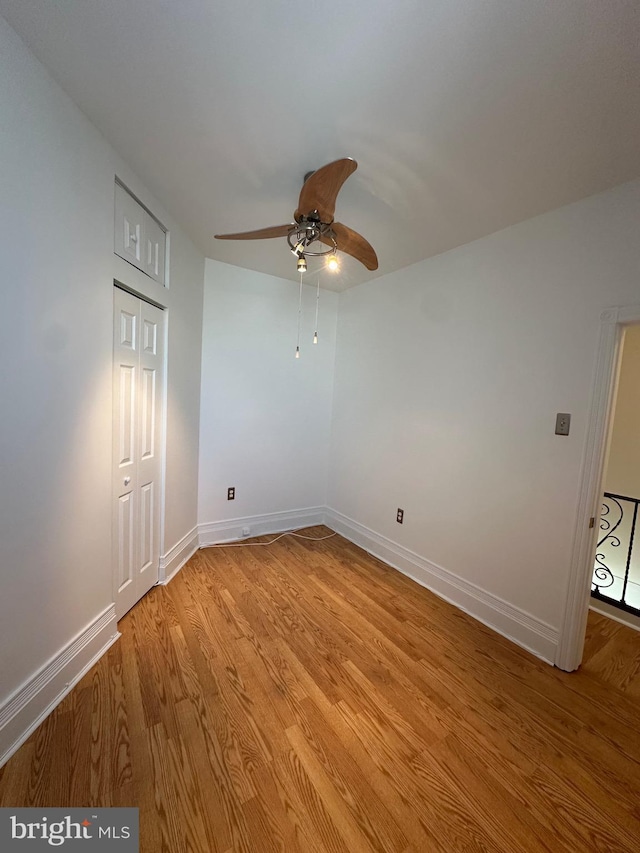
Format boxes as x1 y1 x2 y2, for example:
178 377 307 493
295 271 303 358
313 276 319 344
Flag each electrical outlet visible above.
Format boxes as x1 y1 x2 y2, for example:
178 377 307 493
397 508 404 524
242 526 250 537
227 486 235 500
555 413 571 436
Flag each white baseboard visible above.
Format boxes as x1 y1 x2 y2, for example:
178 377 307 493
199 506 325 547
159 525 199 585
0 605 119 768
325 508 559 664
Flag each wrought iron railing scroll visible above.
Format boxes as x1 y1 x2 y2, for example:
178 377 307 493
591 492 640 617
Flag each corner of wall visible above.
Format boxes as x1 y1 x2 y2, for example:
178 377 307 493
325 507 559 665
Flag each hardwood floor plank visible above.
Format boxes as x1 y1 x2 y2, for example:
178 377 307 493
163 724 222 853
285 723 376 853
145 722 187 852
296 697 408 852
317 708 439 852
171 700 232 852
433 731 574 853
241 765 305 853
27 703 69 806
527 761 640 853
241 788 302 853
273 747 351 853
0 742 35 808
333 698 500 853
582 618 640 693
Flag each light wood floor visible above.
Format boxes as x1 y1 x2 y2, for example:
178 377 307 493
1 528 639 852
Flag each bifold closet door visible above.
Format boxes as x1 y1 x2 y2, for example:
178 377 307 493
113 287 165 619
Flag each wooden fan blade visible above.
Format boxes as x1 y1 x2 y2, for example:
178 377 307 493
321 222 378 270
295 158 357 223
215 224 294 240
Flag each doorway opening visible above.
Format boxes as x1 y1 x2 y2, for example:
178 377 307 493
590 323 640 630
557 305 640 672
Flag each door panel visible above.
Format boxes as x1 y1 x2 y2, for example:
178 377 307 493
143 214 166 284
140 367 156 460
143 317 157 354
139 482 154 573
115 183 144 269
119 308 136 349
117 492 135 593
137 299 163 590
117 364 136 467
113 287 165 619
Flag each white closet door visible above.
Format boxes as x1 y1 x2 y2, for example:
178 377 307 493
113 287 165 619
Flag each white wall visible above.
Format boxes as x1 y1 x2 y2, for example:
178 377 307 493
198 260 337 536
0 14 204 754
605 324 640 498
328 180 640 647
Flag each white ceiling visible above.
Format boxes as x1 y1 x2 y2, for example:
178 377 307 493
2 0 639 291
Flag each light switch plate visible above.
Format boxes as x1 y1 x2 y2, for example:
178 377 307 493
555 413 571 436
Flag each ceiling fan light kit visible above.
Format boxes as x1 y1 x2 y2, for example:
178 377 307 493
286 218 336 258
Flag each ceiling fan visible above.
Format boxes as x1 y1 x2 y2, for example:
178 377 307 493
215 158 378 272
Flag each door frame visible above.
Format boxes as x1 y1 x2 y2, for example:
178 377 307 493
556 304 640 671
113 280 170 598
